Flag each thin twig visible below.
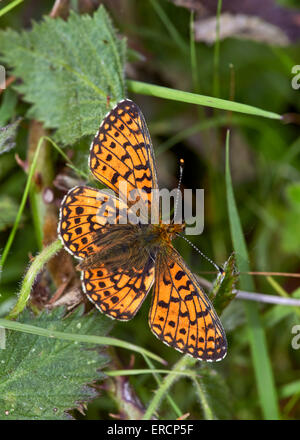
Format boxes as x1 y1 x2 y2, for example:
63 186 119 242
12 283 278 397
197 276 300 307
199 270 300 278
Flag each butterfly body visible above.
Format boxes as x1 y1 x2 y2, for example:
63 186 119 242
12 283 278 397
77 221 184 273
58 99 227 361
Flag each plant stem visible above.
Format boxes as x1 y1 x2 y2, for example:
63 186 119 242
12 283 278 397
0 136 44 269
193 377 214 420
143 354 183 418
0 0 23 17
7 239 63 320
190 11 198 92
150 0 187 54
143 355 197 420
213 0 223 98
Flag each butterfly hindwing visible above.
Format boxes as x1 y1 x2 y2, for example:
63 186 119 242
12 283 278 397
58 186 128 259
149 248 227 361
82 257 155 320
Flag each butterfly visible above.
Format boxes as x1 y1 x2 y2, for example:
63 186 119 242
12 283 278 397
58 99 227 361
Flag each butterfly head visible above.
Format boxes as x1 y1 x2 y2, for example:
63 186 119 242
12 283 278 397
149 222 185 244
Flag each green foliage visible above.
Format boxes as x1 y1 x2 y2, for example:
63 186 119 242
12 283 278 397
226 132 279 420
0 0 299 421
195 367 233 420
264 287 300 329
0 306 111 420
0 89 18 126
0 6 126 145
211 253 239 315
0 195 20 231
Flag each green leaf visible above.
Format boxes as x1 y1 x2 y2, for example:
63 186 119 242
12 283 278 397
0 7 126 145
0 118 21 154
0 195 20 231
0 306 111 420
210 253 239 315
286 183 300 210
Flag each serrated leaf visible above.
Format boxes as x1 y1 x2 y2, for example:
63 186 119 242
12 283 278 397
0 118 21 154
210 253 239 315
0 6 126 145
0 306 112 420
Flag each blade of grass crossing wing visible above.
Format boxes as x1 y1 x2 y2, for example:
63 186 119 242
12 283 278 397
225 130 279 420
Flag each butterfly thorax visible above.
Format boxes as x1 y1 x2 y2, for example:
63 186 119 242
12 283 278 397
76 222 184 273
147 222 185 244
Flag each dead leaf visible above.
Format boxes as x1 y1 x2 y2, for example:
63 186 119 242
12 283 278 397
194 13 290 46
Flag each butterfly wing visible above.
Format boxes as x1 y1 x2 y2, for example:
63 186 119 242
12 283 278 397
150 248 227 361
89 99 158 219
59 185 155 319
82 257 155 320
58 185 128 259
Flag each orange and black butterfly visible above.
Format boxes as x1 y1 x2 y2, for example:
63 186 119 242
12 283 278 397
58 99 227 361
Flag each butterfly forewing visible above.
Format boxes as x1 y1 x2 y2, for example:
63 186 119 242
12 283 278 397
89 99 158 220
149 248 227 361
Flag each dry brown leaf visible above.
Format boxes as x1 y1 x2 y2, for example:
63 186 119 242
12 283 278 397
194 12 290 46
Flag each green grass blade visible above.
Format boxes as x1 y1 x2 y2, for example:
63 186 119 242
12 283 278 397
0 0 23 17
157 115 228 155
213 0 222 97
0 318 165 365
0 136 44 269
142 354 183 418
150 0 187 54
225 130 279 420
143 355 197 420
190 11 198 92
127 80 282 120
106 369 188 377
192 377 214 420
0 134 89 273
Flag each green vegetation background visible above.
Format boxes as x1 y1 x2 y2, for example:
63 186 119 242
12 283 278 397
0 0 299 420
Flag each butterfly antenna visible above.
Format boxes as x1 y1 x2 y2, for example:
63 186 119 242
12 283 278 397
176 233 224 275
173 158 184 223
